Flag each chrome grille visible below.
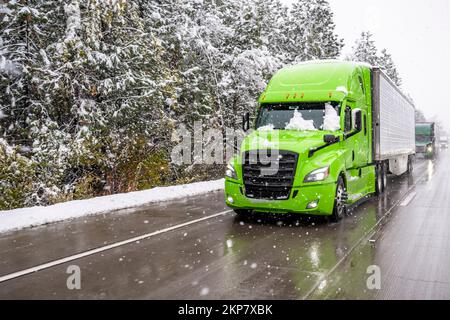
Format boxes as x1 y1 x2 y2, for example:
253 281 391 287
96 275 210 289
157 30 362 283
242 150 298 200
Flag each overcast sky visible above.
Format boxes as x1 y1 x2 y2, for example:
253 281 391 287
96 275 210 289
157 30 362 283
281 0 450 133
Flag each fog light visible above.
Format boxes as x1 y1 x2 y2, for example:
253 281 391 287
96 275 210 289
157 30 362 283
227 196 234 204
306 200 319 209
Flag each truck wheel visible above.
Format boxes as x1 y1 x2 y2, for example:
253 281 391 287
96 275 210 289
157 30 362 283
331 177 346 222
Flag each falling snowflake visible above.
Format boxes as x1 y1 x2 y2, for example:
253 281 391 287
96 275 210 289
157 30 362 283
200 287 210 296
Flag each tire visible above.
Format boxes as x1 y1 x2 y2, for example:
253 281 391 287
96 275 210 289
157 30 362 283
375 163 384 195
330 176 346 222
382 162 387 191
406 155 413 174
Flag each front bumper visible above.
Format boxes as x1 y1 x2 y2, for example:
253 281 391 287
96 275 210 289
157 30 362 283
416 146 426 153
225 180 336 215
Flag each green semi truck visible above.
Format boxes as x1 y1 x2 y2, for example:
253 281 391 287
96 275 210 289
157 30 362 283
415 122 439 158
225 60 416 221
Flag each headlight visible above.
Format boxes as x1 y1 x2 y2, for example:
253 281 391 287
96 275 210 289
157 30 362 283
427 145 433 152
225 163 238 180
304 166 330 183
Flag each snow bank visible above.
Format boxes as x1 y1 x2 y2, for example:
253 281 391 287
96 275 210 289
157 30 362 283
285 110 316 131
323 103 341 131
0 179 225 234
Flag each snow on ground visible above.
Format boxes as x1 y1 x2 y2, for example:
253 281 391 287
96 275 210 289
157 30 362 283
0 179 225 234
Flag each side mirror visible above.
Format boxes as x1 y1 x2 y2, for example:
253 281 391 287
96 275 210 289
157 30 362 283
242 112 250 132
352 109 362 132
324 134 339 144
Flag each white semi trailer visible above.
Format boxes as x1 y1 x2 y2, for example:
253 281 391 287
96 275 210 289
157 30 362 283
371 67 416 189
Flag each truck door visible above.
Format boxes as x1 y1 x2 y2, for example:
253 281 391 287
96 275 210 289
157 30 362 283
348 105 370 168
359 110 370 166
344 101 370 195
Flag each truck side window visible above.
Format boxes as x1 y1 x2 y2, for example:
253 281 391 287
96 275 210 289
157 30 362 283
358 76 365 94
344 107 352 132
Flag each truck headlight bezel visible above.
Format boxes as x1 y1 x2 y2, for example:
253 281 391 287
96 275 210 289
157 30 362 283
304 166 330 183
225 163 238 180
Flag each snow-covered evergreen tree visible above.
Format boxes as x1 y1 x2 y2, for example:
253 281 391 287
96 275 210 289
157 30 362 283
350 31 402 86
0 0 393 209
378 48 402 86
350 31 379 66
284 0 343 63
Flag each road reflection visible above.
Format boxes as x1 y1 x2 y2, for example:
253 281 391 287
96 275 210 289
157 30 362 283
220 162 425 299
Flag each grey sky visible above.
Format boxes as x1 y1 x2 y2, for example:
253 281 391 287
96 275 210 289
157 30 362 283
281 0 450 133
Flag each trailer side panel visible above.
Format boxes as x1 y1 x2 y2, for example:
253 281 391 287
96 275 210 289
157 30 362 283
372 69 416 161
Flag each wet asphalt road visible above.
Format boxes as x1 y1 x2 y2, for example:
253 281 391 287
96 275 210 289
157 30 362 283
0 151 449 299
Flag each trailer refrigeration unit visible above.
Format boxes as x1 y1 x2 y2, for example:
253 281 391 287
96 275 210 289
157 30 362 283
225 60 416 221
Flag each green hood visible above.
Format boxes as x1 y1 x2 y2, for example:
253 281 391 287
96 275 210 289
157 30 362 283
241 129 336 156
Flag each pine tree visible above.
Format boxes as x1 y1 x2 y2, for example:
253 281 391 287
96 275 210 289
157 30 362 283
378 49 402 86
350 32 402 87
284 0 343 63
302 0 343 60
350 31 379 66
0 0 45 145
0 0 408 209
415 109 426 122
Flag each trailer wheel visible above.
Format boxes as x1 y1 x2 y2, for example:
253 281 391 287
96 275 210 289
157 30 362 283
382 162 388 191
331 177 346 222
406 155 413 174
375 163 386 195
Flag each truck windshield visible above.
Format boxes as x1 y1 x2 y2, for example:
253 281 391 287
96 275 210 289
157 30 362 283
255 102 340 131
416 134 431 143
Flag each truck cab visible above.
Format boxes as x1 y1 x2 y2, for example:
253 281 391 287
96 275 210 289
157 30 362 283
415 122 438 158
225 61 415 221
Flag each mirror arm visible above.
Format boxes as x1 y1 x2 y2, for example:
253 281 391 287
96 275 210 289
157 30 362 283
309 136 341 158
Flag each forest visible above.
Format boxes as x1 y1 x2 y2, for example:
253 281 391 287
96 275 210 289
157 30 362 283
0 0 409 209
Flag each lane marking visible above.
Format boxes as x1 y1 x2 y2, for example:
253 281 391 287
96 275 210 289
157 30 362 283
302 163 429 300
0 160 431 287
0 209 232 284
400 191 417 206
